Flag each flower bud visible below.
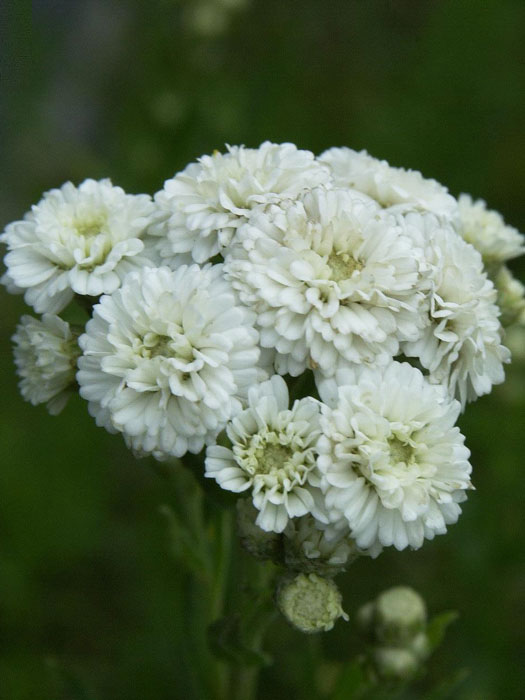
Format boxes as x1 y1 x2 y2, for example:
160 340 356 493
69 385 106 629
236 498 282 561
374 586 427 645
277 573 348 634
283 515 358 578
372 646 419 683
494 265 525 327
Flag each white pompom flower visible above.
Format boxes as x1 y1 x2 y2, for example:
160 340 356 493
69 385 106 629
13 314 80 415
225 186 427 376
149 141 331 265
457 194 525 267
205 375 323 533
402 213 510 407
77 264 263 459
316 362 473 552
319 147 458 217
1 179 157 313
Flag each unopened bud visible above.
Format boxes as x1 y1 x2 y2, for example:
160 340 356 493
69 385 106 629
375 586 427 645
372 646 419 683
494 266 525 327
277 573 348 634
283 515 358 577
236 498 282 561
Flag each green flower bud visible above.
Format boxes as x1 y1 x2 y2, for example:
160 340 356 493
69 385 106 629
277 573 348 634
236 498 282 562
283 515 358 578
494 265 525 327
374 586 427 645
372 646 419 683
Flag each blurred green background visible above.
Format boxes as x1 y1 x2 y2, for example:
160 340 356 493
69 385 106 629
1 1 524 698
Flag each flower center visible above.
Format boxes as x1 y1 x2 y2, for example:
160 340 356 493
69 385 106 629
388 436 414 465
75 215 107 237
327 252 363 283
138 332 194 361
256 442 293 475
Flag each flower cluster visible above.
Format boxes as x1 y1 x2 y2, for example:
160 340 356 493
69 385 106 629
3 143 524 620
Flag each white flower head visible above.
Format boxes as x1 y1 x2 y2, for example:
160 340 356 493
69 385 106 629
316 362 473 552
13 314 80 415
1 179 158 313
225 186 427 376
402 213 510 407
205 375 322 533
77 264 262 459
150 141 331 265
458 194 525 266
319 147 458 217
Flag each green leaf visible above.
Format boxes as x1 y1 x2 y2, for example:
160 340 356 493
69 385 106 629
425 611 459 653
208 614 272 667
159 504 211 580
423 667 470 700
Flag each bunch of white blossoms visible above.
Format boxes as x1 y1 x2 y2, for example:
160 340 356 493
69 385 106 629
3 142 524 571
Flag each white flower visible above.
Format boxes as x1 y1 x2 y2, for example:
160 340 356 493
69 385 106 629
150 141 331 265
77 264 262 459
401 214 510 407
458 194 524 266
1 270 23 295
205 375 322 533
225 187 427 376
1 179 158 313
319 147 458 217
316 362 473 552
13 314 80 415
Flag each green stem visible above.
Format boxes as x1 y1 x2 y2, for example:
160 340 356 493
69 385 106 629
211 508 233 619
231 666 259 700
210 508 234 698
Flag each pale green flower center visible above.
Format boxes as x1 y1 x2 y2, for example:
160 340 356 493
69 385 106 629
327 251 363 282
137 332 194 361
388 437 414 465
255 442 293 474
75 215 107 237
